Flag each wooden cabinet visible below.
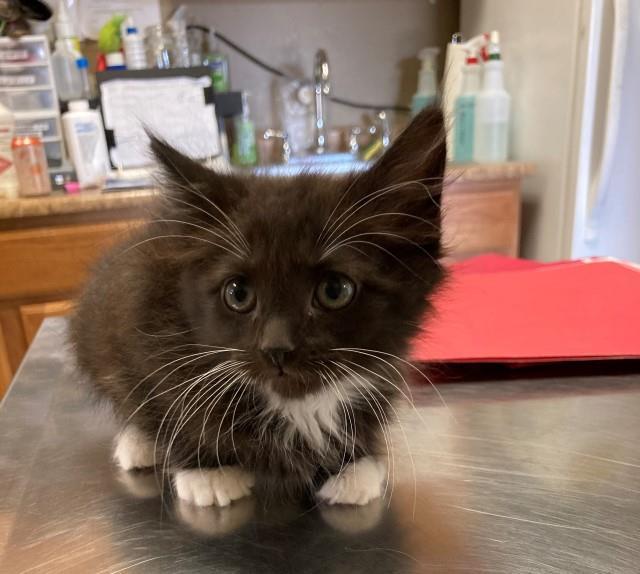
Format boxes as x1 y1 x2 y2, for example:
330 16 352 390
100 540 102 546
442 178 521 259
20 300 75 346
0 165 531 396
0 199 146 396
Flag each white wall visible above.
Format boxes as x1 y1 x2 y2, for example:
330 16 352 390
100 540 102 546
170 0 459 128
461 0 582 261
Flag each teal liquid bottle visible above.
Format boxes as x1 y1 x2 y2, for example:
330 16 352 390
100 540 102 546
453 52 481 163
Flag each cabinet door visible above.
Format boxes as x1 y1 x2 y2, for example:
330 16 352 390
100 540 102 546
0 323 13 396
20 300 74 346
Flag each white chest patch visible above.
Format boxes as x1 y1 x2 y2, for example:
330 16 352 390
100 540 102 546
263 386 344 451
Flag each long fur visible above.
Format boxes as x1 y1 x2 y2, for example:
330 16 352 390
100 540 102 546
69 106 447 502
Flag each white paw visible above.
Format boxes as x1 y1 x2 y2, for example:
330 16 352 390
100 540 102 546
317 456 386 506
113 425 155 471
174 467 256 507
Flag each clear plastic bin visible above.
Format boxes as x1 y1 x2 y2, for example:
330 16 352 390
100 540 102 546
0 88 56 112
15 115 60 139
43 140 63 167
0 39 47 65
0 65 51 88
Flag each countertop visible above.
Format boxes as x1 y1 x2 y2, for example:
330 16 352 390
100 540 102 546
0 318 638 573
0 162 534 221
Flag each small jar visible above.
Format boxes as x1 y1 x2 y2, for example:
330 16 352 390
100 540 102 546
145 25 174 69
12 134 51 197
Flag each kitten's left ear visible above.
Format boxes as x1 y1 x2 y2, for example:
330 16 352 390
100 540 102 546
334 106 446 254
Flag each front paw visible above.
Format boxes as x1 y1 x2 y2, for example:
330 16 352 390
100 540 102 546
174 467 255 507
317 457 386 506
113 425 155 471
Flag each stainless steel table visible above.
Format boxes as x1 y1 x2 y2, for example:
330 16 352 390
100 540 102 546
1 319 639 573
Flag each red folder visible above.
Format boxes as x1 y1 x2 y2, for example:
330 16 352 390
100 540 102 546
411 255 640 364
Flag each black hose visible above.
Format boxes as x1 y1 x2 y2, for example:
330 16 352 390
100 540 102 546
187 25 411 113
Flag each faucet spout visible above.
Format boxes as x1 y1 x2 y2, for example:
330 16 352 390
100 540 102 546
313 49 330 154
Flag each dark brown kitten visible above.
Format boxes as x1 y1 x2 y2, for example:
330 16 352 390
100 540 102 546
70 106 446 507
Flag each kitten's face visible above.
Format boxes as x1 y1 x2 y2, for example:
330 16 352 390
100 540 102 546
152 108 446 399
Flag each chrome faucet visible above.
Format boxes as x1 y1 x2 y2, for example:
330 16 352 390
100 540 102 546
313 49 330 154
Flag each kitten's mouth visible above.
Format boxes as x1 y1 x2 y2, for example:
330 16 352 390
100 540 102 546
259 368 323 399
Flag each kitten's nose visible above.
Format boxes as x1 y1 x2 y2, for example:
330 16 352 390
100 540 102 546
260 317 296 374
264 348 292 373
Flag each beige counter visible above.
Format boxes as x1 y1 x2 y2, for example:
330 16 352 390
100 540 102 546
0 162 534 221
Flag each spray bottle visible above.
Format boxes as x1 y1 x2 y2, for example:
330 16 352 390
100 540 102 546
411 47 440 116
453 47 481 163
442 32 488 159
51 0 84 102
473 31 511 163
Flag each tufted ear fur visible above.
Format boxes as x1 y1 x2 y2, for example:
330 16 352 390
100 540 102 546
322 106 446 260
149 135 245 216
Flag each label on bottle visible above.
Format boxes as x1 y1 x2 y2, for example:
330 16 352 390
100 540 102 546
74 121 103 181
208 58 230 92
454 96 475 163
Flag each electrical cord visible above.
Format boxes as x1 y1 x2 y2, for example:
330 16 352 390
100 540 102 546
187 25 411 113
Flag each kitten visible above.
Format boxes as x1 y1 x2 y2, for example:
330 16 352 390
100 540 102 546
70 106 446 507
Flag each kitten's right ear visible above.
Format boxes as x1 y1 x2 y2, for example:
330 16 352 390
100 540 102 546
150 134 212 185
149 134 239 210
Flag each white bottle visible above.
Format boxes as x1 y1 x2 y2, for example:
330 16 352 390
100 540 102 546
474 32 511 163
123 26 147 70
51 39 83 102
62 100 110 188
0 102 18 198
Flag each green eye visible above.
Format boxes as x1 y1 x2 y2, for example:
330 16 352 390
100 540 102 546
223 276 256 313
316 274 356 310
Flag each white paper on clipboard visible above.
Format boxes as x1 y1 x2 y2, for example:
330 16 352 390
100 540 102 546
100 75 220 169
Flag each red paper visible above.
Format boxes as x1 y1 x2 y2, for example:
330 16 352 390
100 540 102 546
411 255 640 363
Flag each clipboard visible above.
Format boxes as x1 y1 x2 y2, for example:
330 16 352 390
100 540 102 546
96 67 242 169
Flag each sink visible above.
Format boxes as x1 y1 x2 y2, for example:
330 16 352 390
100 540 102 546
255 153 370 177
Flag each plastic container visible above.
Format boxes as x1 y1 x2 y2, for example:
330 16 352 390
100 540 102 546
473 32 511 163
43 140 63 167
15 115 59 139
51 39 83 101
123 27 147 70
0 66 50 88
0 40 46 64
0 36 67 170
453 50 481 163
0 88 56 112
411 47 440 116
62 100 110 187
105 52 126 71
0 102 18 197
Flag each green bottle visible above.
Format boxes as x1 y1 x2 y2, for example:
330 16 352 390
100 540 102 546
204 31 230 92
232 92 257 167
